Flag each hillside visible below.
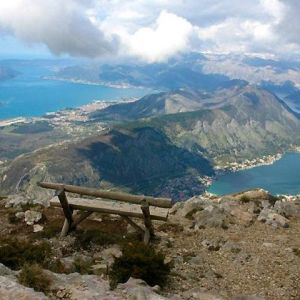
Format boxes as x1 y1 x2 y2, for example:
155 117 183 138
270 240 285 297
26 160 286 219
0 189 299 299
1 85 300 199
120 85 300 163
0 127 214 200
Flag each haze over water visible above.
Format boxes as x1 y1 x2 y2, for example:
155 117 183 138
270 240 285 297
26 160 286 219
0 62 150 120
208 152 300 196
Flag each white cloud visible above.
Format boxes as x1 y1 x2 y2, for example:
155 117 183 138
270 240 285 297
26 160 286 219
0 0 118 58
120 11 194 63
0 0 300 61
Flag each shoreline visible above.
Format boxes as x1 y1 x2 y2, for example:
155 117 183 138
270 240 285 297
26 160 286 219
43 76 147 90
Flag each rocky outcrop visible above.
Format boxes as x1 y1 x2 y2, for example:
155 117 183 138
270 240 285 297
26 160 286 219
170 189 300 230
0 276 48 300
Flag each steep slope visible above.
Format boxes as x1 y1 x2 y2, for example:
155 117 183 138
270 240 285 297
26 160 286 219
122 85 300 163
0 127 214 200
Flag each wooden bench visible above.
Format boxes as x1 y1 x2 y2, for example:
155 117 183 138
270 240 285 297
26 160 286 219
38 182 172 244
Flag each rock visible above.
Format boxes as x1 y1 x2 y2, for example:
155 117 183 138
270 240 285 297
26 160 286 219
232 295 265 300
60 257 76 273
0 264 15 277
117 277 168 300
193 206 231 229
0 276 48 300
4 194 32 208
24 210 42 225
15 211 25 219
33 224 44 233
48 272 123 299
91 264 107 276
258 208 289 228
274 200 300 218
182 288 224 299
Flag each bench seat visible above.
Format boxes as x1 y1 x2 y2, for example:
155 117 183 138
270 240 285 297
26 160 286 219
50 196 169 221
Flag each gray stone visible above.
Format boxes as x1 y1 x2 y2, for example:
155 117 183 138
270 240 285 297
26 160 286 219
117 277 168 300
91 263 107 275
24 210 42 225
33 224 44 233
274 200 300 218
232 295 265 300
4 194 32 208
258 208 289 228
0 276 48 300
0 264 15 277
194 206 231 229
183 287 224 299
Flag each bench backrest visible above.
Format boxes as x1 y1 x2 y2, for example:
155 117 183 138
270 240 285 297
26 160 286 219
38 181 172 208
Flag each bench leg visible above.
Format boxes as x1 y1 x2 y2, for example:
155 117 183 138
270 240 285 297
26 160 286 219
121 216 145 234
56 189 73 237
141 200 155 245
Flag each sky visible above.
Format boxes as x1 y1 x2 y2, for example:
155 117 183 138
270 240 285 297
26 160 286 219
0 0 299 62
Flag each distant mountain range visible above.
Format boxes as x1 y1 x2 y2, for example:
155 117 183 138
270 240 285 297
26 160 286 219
1 84 300 200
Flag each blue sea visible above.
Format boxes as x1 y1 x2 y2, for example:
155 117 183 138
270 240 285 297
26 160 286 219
208 152 300 196
0 60 150 120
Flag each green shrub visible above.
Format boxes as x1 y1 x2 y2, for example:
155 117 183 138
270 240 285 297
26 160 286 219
18 263 51 293
109 242 171 289
36 223 61 239
0 238 51 270
240 195 250 203
74 256 93 274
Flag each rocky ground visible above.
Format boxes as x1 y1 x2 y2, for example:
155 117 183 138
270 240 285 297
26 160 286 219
0 189 300 300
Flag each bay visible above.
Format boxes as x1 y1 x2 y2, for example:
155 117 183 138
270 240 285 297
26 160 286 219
208 152 300 196
0 61 150 120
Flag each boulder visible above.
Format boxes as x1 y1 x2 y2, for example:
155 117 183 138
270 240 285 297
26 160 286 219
258 208 289 228
33 224 44 233
273 200 300 218
5 194 32 208
193 206 232 229
0 276 48 300
0 264 15 277
182 288 224 299
232 295 265 300
117 277 168 300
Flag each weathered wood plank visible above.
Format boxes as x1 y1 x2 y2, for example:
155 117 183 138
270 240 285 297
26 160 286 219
39 182 172 208
50 197 169 221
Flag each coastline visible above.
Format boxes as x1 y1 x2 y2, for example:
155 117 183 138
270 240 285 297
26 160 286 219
43 76 147 90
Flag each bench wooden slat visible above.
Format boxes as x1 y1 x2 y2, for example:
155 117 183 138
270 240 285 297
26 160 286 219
50 197 169 221
39 182 172 208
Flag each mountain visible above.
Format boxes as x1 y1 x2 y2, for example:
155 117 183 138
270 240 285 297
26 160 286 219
114 85 300 163
90 80 249 121
285 90 300 112
0 127 214 200
1 84 300 200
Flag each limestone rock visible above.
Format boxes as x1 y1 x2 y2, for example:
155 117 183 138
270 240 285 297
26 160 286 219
117 277 168 300
33 224 44 233
182 288 224 299
5 194 32 208
258 208 289 228
232 295 265 300
24 210 42 225
0 276 48 300
273 200 300 218
0 264 15 277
